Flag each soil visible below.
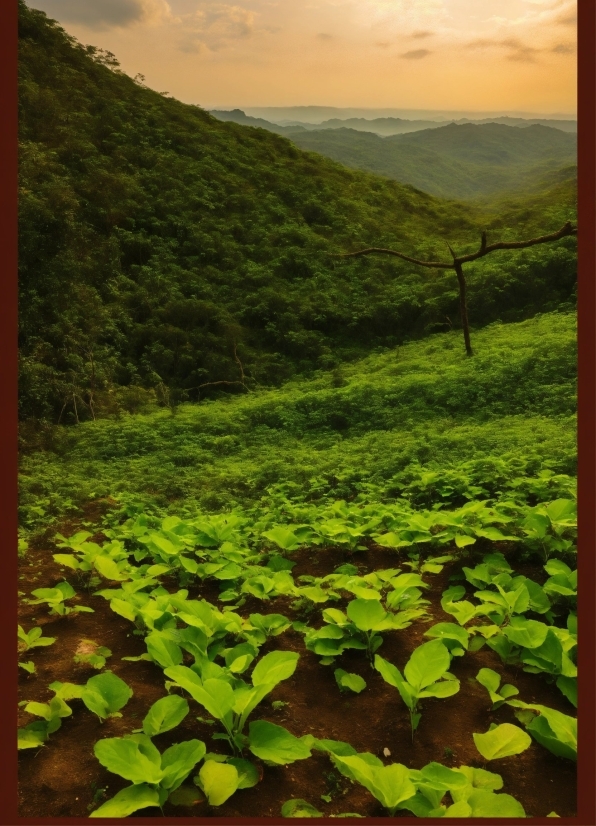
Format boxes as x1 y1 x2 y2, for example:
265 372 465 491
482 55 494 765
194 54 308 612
18 522 577 819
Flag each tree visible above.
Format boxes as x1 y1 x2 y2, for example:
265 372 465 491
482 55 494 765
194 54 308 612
339 221 577 356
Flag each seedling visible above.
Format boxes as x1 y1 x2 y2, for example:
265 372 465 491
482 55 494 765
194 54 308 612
74 640 112 670
374 640 460 738
475 668 519 709
28 581 94 617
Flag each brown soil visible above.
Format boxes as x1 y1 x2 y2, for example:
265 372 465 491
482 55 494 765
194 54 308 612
18 531 577 819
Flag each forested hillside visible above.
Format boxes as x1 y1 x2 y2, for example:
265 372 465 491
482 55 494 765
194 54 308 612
18 1 576 426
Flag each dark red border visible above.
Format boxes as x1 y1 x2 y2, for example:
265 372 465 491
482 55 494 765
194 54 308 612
3 1 594 824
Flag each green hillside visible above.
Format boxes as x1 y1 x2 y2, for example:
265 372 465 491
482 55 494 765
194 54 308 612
20 311 576 524
18 2 576 429
285 123 576 200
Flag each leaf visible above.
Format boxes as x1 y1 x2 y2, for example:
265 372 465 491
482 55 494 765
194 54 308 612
332 756 415 811
473 723 532 760
197 760 239 806
262 526 301 551
476 668 501 695
94 555 128 581
82 672 133 719
94 737 164 785
346 599 386 631
334 669 367 694
502 618 549 649
281 799 323 817
418 762 470 791
164 667 234 722
161 740 207 791
251 650 299 687
404 640 450 691
228 758 260 789
89 784 160 818
248 721 314 765
142 695 189 736
466 789 525 817
145 632 184 668
423 622 469 649
455 534 476 548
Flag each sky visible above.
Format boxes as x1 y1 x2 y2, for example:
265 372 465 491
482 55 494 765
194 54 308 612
29 0 577 114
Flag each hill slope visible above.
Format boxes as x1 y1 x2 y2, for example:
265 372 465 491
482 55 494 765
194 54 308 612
18 1 577 426
284 123 576 200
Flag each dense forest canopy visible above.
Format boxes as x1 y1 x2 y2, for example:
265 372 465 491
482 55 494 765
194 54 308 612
18 1 577 425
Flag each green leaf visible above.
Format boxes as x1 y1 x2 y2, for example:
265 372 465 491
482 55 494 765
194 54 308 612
94 737 164 784
502 618 549 649
197 760 239 806
334 669 367 694
251 650 299 687
95 555 128 581
332 756 415 811
476 668 500 695
145 632 184 668
142 695 189 736
228 758 260 789
164 667 234 722
346 599 386 631
89 784 160 817
262 526 301 551
248 721 314 765
466 789 525 817
404 640 450 690
281 799 323 817
473 723 532 760
161 740 207 791
82 671 133 719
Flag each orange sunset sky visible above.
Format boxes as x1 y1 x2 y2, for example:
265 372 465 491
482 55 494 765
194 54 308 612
28 0 577 114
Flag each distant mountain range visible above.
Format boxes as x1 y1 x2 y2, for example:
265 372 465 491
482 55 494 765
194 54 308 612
209 111 577 200
210 109 577 136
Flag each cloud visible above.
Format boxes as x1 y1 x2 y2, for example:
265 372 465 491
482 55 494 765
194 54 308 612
34 0 172 29
375 41 391 48
466 37 540 63
178 4 257 52
411 30 433 39
400 48 431 59
551 42 575 53
556 9 577 26
316 32 333 40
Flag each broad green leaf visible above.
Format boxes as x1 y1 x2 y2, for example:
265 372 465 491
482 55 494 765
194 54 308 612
248 721 314 765
346 599 386 631
164 667 234 721
281 799 323 817
419 762 469 791
197 760 239 806
466 789 525 817
145 632 184 668
404 640 450 690
333 756 415 811
89 784 160 818
95 555 128 581
82 672 133 719
334 669 366 694
556 676 577 708
420 679 460 699
251 650 299 687
424 622 469 649
262 526 301 551
161 740 206 791
502 618 549 649
94 737 164 784
142 695 189 736
453 766 503 795
473 724 532 760
228 758 260 789
455 534 476 548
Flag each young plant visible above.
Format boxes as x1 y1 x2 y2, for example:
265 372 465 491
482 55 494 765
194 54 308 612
374 640 460 737
472 723 532 760
475 668 519 709
164 650 306 758
18 688 73 749
18 624 56 653
28 581 94 617
334 669 366 694
51 671 133 721
74 639 112 670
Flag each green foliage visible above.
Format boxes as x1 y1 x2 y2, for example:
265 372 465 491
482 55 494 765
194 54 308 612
472 723 532 760
374 641 460 735
509 700 577 761
18 2 576 424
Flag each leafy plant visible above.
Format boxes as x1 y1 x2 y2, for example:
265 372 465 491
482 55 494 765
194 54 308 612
374 640 459 737
91 734 206 816
74 639 112 670
164 650 302 757
27 581 94 616
334 669 366 694
50 671 133 721
18 624 56 653
475 668 519 709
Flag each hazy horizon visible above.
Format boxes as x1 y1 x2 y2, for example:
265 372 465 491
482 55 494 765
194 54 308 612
29 0 577 115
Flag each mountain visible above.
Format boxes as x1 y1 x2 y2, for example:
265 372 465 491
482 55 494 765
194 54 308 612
18 1 576 426
282 123 576 200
